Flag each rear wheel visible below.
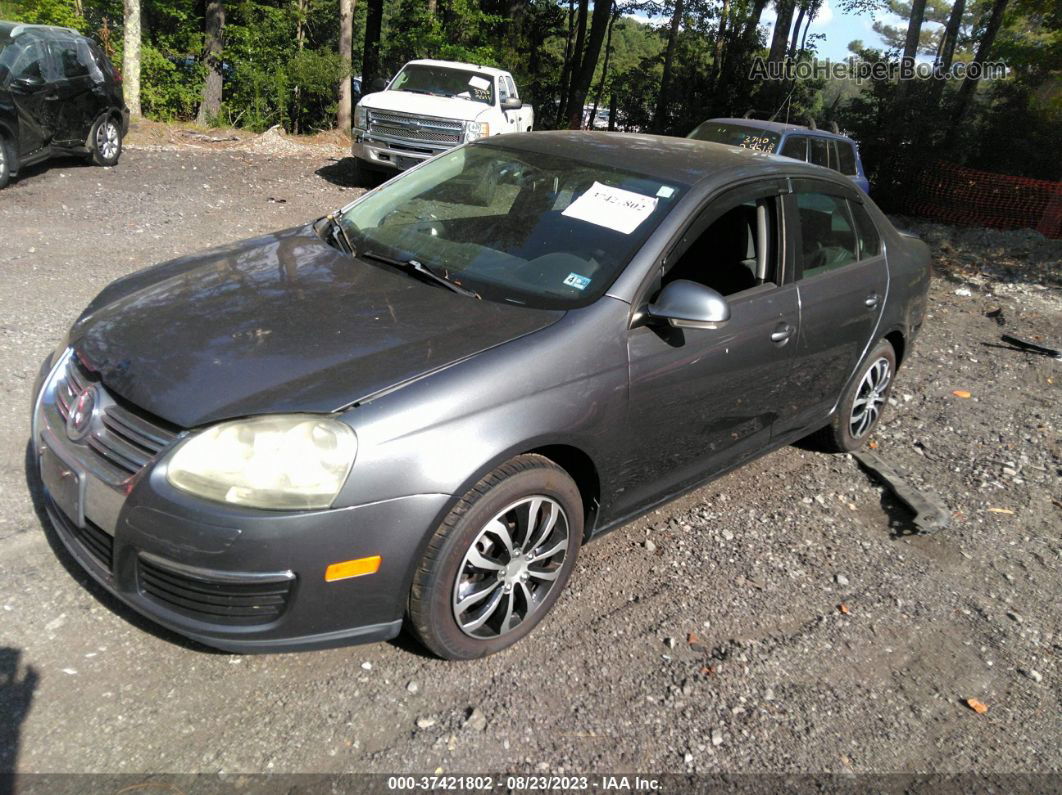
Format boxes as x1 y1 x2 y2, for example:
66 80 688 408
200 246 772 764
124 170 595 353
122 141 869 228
89 115 122 167
408 455 582 660
815 338 897 452
0 136 13 189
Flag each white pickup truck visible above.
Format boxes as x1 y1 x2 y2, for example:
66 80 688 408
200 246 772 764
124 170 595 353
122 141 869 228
351 59 534 174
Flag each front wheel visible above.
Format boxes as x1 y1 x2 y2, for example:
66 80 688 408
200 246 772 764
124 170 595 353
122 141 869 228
0 136 13 189
408 455 583 660
815 339 897 452
89 115 122 167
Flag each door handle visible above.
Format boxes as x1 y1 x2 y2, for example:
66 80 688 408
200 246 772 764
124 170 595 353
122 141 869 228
770 324 794 344
865 293 879 309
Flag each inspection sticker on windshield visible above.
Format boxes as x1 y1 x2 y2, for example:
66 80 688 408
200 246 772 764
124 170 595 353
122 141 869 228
563 272 592 290
468 75 491 90
562 181 658 235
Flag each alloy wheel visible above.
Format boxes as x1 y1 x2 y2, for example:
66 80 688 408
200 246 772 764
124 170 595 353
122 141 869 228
850 356 891 438
452 495 569 639
97 121 120 161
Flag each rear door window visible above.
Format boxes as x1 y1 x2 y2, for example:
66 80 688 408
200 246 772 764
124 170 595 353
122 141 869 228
849 201 881 258
835 142 858 175
796 192 858 278
6 39 48 82
780 135 807 160
809 138 830 168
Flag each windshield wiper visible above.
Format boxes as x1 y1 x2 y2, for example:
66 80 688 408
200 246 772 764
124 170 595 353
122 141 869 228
360 250 481 299
325 212 356 255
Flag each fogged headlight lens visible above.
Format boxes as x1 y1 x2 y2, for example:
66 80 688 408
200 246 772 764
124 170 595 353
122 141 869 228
464 120 489 142
166 415 357 510
354 104 368 130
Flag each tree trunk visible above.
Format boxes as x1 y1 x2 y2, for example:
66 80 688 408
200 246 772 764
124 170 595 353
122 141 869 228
788 1 806 58
767 0 796 67
196 0 224 126
608 92 617 131
937 0 965 74
712 0 729 82
122 0 141 119
427 0 436 15
653 0 684 131
556 0 576 126
949 0 1008 134
362 0 384 90
892 0 927 108
337 0 355 134
799 0 818 51
589 5 618 127
566 0 614 129
293 0 307 133
561 0 589 126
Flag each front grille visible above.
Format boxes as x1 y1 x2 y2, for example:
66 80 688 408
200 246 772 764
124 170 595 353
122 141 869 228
138 556 294 626
48 496 114 570
55 356 179 479
368 110 463 145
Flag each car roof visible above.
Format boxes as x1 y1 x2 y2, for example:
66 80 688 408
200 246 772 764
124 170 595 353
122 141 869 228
707 117 856 142
405 58 509 78
479 131 856 190
0 20 82 40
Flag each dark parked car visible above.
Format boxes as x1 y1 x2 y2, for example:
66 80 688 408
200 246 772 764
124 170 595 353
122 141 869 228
688 118 870 194
0 21 127 189
31 132 929 659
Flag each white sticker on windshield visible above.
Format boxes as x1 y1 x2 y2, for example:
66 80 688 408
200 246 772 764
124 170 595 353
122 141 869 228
656 185 675 198
562 181 658 235
563 272 591 290
468 75 491 90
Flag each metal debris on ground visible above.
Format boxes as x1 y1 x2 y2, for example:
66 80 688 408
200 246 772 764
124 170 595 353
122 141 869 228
1000 334 1062 359
852 450 950 534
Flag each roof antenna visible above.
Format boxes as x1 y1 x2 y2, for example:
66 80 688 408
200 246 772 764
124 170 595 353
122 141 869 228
768 85 797 124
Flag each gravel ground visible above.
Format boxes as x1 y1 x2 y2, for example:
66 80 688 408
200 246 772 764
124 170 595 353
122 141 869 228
0 141 1059 779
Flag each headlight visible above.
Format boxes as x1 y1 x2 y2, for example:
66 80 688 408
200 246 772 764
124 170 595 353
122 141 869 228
166 415 357 510
464 120 489 142
354 104 367 130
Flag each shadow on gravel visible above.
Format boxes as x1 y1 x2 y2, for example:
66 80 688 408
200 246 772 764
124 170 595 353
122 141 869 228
11 155 95 189
315 157 384 189
0 646 37 784
22 442 222 656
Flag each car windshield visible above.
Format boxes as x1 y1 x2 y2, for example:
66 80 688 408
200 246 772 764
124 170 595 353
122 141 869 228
688 122 780 154
390 64 495 106
335 143 687 309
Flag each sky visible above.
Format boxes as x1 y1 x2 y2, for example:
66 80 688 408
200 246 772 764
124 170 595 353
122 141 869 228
630 2 907 63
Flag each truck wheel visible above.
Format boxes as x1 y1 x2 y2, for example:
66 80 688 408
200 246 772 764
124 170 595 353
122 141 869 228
0 136 13 189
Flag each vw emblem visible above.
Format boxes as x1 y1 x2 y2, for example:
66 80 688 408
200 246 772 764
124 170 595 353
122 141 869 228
66 384 98 441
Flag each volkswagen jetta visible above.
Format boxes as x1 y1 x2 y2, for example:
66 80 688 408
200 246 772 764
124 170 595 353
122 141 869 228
31 132 930 659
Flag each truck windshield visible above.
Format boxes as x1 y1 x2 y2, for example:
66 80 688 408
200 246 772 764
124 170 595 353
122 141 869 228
335 143 687 309
688 122 780 154
390 64 495 106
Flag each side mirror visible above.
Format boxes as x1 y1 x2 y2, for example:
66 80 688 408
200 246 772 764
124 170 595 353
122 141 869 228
370 77 388 92
500 96 522 111
647 280 730 330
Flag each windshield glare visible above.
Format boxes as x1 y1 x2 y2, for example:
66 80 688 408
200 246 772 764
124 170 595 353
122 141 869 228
337 145 685 309
688 122 780 154
390 64 495 106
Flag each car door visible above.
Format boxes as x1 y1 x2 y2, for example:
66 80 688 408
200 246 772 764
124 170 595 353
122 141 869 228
4 36 57 157
774 179 888 437
48 37 101 146
618 179 799 514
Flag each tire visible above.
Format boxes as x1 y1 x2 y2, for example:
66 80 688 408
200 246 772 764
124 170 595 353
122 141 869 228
408 454 583 660
0 136 12 189
815 338 897 453
88 115 122 167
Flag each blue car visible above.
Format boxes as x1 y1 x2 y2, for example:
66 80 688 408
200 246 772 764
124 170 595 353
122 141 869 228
689 117 870 194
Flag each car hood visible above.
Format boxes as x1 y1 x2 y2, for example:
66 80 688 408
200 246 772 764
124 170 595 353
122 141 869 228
360 90 491 122
70 224 562 428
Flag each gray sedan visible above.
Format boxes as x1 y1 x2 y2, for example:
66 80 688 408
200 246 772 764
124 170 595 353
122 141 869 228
30 132 930 659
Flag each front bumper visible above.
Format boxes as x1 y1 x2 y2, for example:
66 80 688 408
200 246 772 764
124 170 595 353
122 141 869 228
31 351 450 653
351 131 454 172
